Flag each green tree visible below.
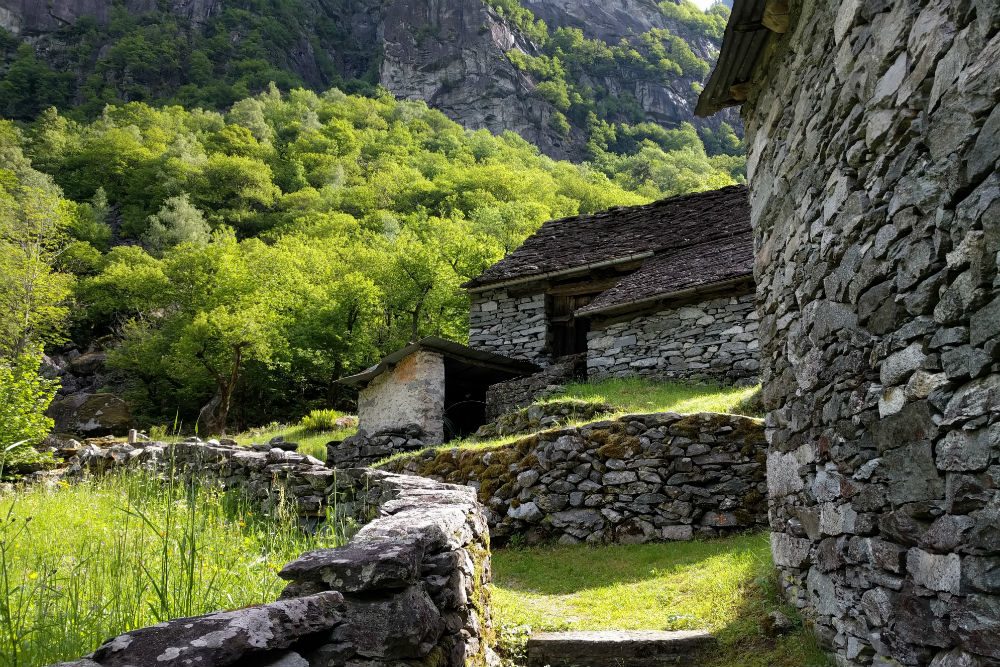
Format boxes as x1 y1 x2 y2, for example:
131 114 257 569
0 353 58 451
141 194 211 255
0 125 76 358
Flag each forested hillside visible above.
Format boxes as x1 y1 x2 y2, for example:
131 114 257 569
1 87 739 435
0 0 742 160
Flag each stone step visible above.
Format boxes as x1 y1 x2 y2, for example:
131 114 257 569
526 629 716 667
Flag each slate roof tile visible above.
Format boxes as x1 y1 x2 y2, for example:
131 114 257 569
464 185 750 290
577 231 754 316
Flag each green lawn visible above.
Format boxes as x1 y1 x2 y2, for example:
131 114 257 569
491 533 830 667
553 377 762 417
0 472 342 667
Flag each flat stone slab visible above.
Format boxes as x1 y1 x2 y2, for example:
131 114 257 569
526 630 715 667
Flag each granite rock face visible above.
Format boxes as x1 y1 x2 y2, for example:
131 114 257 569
385 411 768 545
0 0 735 160
741 0 1000 663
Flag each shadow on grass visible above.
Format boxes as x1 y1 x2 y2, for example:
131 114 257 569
491 532 832 666
493 534 765 595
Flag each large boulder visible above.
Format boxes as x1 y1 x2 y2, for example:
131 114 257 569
47 393 133 436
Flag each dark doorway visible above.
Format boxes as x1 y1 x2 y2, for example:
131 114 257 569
549 294 594 358
442 355 534 441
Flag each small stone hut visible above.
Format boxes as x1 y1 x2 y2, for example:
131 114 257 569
465 185 760 383
340 337 539 444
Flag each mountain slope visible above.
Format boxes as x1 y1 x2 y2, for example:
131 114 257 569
0 0 740 160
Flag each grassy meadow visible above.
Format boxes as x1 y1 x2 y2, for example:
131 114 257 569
0 472 342 667
491 534 830 667
554 377 762 417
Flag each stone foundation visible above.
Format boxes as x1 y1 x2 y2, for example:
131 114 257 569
587 293 760 383
384 412 768 545
742 0 1000 663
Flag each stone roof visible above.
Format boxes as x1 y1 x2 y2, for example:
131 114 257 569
577 231 755 316
464 185 751 290
339 336 540 388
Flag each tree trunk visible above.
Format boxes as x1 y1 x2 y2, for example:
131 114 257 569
196 392 225 436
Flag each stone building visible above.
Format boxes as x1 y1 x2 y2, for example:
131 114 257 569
465 185 761 383
339 337 538 445
698 0 998 665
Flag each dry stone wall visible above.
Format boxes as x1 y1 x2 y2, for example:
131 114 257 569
743 0 1000 664
483 353 585 421
57 442 495 667
587 293 760 383
384 412 768 545
328 424 430 469
469 288 550 365
474 399 615 440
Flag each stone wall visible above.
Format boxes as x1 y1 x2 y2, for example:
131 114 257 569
474 399 615 440
328 424 429 469
484 353 585 421
743 0 1000 664
57 442 495 667
587 293 760 383
469 288 550 365
384 412 768 545
359 349 446 444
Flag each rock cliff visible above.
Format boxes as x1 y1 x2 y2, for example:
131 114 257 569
0 0 738 158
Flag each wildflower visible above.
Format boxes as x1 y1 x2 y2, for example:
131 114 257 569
28 571 39 580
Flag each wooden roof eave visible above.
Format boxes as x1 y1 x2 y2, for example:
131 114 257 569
695 0 790 117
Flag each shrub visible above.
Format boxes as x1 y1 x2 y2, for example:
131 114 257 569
0 353 59 477
299 409 357 432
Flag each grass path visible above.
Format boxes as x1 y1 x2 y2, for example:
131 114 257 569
491 534 830 667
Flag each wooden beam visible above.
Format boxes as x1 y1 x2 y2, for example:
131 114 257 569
762 0 790 33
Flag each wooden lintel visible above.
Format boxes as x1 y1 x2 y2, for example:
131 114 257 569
762 0 790 33
729 82 753 102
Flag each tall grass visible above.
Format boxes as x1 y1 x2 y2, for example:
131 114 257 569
0 472 343 667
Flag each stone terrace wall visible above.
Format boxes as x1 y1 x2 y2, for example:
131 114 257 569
328 424 429 469
587 293 760 383
484 353 585 421
469 287 550 365
744 0 999 664
384 412 768 545
60 443 495 667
